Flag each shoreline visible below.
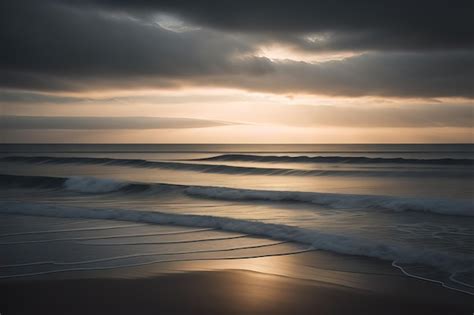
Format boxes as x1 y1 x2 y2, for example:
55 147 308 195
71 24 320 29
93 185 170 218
1 269 473 315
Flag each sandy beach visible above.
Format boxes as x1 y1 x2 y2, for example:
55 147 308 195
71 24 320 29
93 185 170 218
2 268 473 315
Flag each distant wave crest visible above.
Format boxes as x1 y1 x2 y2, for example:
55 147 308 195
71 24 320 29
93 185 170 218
1 156 471 178
64 177 128 193
0 156 330 176
193 154 474 165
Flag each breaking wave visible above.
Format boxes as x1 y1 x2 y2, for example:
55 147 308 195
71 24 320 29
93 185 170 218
1 174 472 216
184 186 473 216
1 201 472 284
64 177 128 193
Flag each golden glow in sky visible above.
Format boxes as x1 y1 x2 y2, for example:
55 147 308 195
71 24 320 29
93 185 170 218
2 1 472 143
2 86 472 143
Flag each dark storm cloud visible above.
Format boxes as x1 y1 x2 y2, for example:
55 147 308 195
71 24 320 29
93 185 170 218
215 52 474 98
1 116 233 129
74 0 474 51
0 1 252 78
0 0 473 97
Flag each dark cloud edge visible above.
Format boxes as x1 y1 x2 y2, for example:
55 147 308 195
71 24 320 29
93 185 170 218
1 0 473 98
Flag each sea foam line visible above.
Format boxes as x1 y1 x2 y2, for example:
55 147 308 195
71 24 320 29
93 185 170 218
78 234 249 246
0 249 312 280
0 223 146 238
0 228 215 245
392 261 473 296
0 241 288 268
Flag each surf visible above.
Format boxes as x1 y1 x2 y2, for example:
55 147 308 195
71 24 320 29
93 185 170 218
1 200 472 290
1 174 473 216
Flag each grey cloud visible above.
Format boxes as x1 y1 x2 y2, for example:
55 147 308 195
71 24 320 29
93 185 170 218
0 90 256 106
0 1 252 80
0 0 473 98
1 116 233 129
207 52 474 98
73 0 474 51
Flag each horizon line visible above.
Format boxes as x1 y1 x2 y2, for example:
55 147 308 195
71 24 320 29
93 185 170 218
1 143 473 145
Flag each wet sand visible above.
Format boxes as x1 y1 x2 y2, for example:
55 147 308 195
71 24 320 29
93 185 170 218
0 215 472 314
1 269 472 315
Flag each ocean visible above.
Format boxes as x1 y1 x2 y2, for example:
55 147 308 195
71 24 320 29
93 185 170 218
0 144 473 295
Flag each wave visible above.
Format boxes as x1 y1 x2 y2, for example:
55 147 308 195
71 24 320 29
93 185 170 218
193 154 474 165
184 186 473 217
2 174 473 216
1 174 161 193
1 201 472 281
1 156 316 176
1 156 470 178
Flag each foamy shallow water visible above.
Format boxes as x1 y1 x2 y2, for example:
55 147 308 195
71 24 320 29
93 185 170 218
0 214 308 279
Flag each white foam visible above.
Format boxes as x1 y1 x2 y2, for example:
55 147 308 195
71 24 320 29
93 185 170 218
3 173 472 217
392 261 473 296
64 176 127 193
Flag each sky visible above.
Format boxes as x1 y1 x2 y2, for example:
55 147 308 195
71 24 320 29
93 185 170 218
1 0 473 143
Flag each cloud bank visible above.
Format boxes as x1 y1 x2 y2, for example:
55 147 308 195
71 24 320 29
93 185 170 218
1 116 233 129
1 0 473 98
